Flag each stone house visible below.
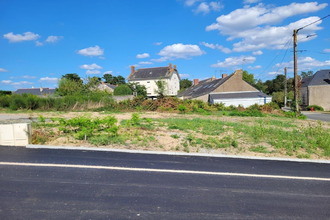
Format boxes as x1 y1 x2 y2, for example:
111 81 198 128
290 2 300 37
300 69 330 111
127 63 180 97
97 82 117 93
178 70 271 107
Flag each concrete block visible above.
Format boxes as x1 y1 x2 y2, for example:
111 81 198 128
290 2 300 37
0 123 31 146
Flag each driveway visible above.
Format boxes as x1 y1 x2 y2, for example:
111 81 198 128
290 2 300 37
302 111 330 122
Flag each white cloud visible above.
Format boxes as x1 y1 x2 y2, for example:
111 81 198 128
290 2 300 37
154 42 163 46
139 61 153 65
35 41 43 46
179 73 190 78
194 1 223 14
195 2 210 14
248 65 262 69
324 49 330 53
252 50 263 55
206 2 328 52
103 71 113 75
11 81 33 86
79 63 102 70
209 2 223 11
268 71 279 75
243 0 261 4
0 68 8 72
274 56 330 71
3 32 40 43
156 43 204 61
39 77 58 83
136 53 150 59
184 0 201 6
201 42 231 53
23 75 36 79
1 80 12 84
77 45 104 56
45 35 63 43
86 70 101 75
211 55 256 68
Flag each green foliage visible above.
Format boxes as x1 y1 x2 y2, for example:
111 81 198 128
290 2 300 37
272 91 294 107
300 71 313 79
306 105 324 111
249 146 271 153
0 90 12 96
155 79 166 98
128 83 147 97
178 104 187 113
114 84 133 96
58 116 118 140
103 73 126 85
229 110 264 117
171 134 180 139
179 79 192 91
57 78 83 96
243 70 256 86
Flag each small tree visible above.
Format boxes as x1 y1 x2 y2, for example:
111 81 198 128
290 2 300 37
128 83 147 97
56 78 83 96
180 79 192 91
155 79 166 98
113 84 133 96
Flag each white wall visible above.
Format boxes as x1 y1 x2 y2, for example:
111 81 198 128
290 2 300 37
129 72 180 96
212 97 272 107
0 123 31 146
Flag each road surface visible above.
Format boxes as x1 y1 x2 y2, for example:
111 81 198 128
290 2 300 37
302 111 330 122
0 146 329 219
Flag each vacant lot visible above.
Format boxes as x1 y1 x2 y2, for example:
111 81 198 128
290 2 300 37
1 111 330 160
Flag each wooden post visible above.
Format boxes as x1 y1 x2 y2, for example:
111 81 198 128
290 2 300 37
293 29 299 112
284 67 287 107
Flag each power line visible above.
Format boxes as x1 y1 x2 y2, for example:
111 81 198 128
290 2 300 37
297 14 330 31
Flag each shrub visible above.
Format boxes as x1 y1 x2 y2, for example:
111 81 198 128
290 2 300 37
114 84 133 96
178 104 187 113
306 105 324 111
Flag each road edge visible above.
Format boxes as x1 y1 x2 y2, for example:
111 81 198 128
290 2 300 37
26 144 330 164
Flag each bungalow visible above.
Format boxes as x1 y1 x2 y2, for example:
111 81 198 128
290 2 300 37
14 87 55 96
300 69 330 111
178 70 271 107
127 63 180 97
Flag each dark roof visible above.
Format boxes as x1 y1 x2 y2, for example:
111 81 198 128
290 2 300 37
104 83 117 89
301 75 314 87
14 88 55 96
128 67 178 80
178 75 232 98
309 69 330 86
210 91 270 100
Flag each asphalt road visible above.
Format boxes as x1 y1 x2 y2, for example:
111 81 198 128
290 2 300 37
0 146 329 219
302 111 330 122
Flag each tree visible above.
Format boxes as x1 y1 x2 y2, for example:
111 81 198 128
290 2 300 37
113 84 133 95
242 70 256 86
128 83 147 97
300 71 313 79
155 79 166 98
56 78 83 96
62 73 83 84
180 79 192 91
84 76 102 91
103 74 126 85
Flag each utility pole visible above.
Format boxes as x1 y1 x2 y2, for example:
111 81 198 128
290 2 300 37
284 67 287 107
293 29 299 112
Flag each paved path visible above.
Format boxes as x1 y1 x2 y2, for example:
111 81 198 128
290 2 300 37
0 146 329 219
302 111 330 122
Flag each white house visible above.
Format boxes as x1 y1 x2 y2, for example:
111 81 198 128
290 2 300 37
127 63 180 97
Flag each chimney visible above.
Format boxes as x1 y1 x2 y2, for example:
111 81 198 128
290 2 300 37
212 75 216 80
194 79 199 86
169 63 172 69
131 65 135 75
173 64 177 69
234 70 243 79
222 73 228 78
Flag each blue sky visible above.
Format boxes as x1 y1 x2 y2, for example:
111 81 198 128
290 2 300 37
1 0 329 91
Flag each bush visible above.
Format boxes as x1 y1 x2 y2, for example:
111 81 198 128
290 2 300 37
114 84 133 96
306 105 324 111
178 104 187 113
